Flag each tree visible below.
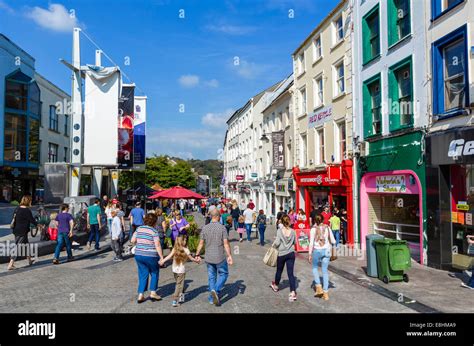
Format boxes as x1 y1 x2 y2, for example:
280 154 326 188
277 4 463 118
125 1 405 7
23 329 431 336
119 155 196 190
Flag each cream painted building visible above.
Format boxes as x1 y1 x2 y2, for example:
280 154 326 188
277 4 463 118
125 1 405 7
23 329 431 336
291 0 354 221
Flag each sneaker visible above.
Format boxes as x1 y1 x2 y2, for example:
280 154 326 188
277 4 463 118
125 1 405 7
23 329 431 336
66 257 74 262
239 239 243 243
178 293 185 303
72 241 80 246
113 257 119 262
289 292 297 302
94 248 100 252
172 300 178 307
52 259 60 265
270 281 279 292
210 290 220 306
461 283 474 290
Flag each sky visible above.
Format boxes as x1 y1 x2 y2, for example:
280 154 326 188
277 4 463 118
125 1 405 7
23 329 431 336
0 0 340 160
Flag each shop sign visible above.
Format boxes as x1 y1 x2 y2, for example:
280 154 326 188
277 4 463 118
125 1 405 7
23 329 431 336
456 202 469 211
308 106 332 129
276 182 286 192
251 173 258 178
272 131 285 170
427 127 474 165
466 213 473 226
236 175 244 181
300 175 339 185
264 181 275 192
288 179 294 191
375 175 407 193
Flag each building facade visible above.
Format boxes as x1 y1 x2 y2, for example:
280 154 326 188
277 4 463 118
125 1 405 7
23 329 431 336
424 0 474 270
0 34 40 202
35 73 71 179
353 0 429 264
291 0 355 243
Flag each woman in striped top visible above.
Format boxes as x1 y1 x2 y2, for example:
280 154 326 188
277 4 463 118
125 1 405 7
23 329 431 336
131 213 164 303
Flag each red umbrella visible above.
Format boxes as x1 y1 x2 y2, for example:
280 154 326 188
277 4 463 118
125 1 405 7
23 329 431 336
149 186 205 199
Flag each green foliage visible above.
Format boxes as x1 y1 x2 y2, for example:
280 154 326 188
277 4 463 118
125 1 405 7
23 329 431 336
187 234 203 254
187 159 223 189
119 155 196 190
10 200 19 206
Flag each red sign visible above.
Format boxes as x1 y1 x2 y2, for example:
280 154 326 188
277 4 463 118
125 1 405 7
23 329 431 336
236 175 244 181
294 221 311 253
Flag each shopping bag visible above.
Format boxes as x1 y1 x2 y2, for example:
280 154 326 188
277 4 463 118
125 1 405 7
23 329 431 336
263 246 278 267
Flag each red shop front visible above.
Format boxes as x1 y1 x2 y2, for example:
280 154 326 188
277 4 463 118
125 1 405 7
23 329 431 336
292 159 354 245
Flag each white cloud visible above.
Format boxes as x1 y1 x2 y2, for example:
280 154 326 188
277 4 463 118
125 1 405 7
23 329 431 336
147 127 225 159
201 108 234 129
204 79 219 88
25 3 79 33
231 59 269 79
0 0 14 14
205 24 257 35
178 74 200 88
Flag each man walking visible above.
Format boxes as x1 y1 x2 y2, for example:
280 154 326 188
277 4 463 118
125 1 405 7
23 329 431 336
129 201 145 241
195 209 233 306
87 199 102 250
243 204 256 242
53 204 75 264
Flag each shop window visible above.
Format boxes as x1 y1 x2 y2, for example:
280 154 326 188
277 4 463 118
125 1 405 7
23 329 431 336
362 4 380 65
388 0 411 47
431 0 464 20
363 74 382 138
432 25 469 118
4 113 27 162
389 56 413 132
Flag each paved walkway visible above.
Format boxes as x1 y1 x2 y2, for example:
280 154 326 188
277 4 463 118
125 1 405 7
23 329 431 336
0 212 469 313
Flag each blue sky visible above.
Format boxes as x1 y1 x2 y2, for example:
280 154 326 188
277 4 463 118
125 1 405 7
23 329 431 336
0 0 340 160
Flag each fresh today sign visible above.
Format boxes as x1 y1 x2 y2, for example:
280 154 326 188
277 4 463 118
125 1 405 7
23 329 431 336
376 175 407 193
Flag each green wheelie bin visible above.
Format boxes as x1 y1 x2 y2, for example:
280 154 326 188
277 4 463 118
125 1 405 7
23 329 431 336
374 238 411 284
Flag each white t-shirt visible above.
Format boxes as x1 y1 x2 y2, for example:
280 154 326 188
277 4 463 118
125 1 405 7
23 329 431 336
243 208 255 224
172 248 191 274
111 216 122 240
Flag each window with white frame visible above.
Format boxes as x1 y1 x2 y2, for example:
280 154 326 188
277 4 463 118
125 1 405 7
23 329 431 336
314 75 324 108
297 52 305 75
334 60 345 96
299 87 307 115
334 15 344 44
316 128 325 164
313 36 322 61
300 133 307 167
287 143 292 169
336 121 346 161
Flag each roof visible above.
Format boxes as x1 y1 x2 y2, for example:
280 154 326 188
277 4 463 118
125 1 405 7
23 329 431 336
291 0 346 56
261 73 294 114
35 72 71 98
0 33 35 61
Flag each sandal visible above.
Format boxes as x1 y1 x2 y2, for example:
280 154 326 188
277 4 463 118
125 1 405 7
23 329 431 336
7 265 17 271
270 282 279 292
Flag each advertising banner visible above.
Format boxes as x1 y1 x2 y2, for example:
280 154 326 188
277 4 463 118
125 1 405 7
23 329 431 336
83 66 120 165
308 105 332 129
272 131 285 170
118 84 135 168
294 221 311 252
133 96 147 170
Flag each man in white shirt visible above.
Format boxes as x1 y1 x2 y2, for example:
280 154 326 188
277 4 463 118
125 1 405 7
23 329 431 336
243 205 256 242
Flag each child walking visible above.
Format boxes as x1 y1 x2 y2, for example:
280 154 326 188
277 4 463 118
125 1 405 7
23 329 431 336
159 236 198 307
110 210 123 262
48 212 58 241
237 215 245 242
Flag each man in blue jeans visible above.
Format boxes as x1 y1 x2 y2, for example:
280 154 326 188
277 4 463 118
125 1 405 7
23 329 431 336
53 204 74 264
243 204 255 242
195 209 233 306
87 199 102 250
129 202 145 241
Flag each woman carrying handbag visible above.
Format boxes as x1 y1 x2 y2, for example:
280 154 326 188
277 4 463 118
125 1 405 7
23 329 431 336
309 216 336 301
269 215 297 302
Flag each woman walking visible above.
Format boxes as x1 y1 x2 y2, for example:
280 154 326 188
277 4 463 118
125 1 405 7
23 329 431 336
105 201 116 236
159 236 198 307
270 215 297 301
52 204 75 264
7 195 38 270
309 216 336 301
131 213 164 303
256 209 267 246
169 210 190 247
110 210 124 262
154 208 167 251
287 208 297 228
230 201 241 231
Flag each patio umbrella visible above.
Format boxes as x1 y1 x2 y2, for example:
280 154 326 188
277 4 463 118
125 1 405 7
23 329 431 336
149 186 205 199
